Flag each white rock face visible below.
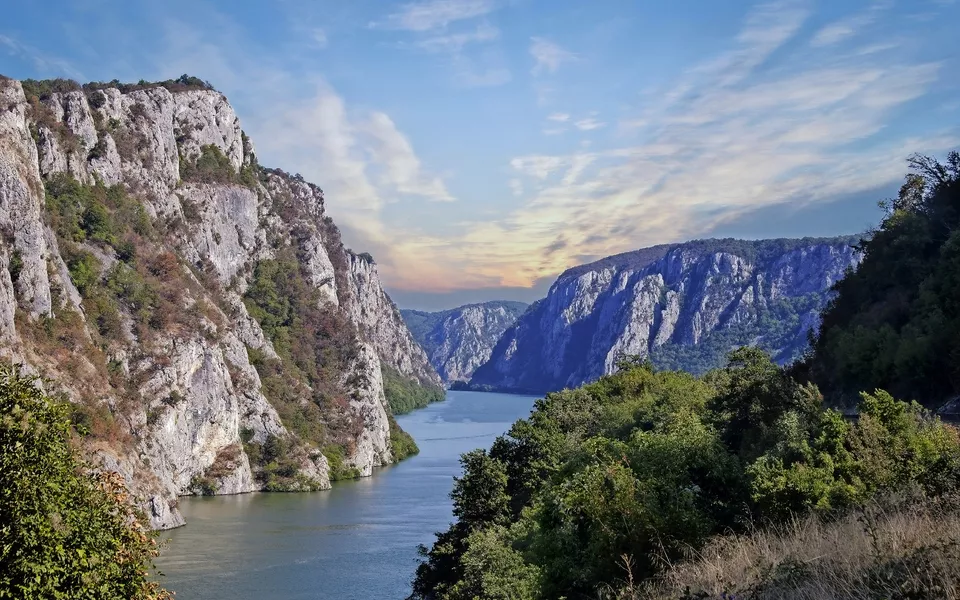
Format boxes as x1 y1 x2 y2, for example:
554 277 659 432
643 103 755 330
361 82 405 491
0 77 440 529
344 343 392 476
0 79 53 319
401 301 528 384
471 240 861 392
347 254 443 388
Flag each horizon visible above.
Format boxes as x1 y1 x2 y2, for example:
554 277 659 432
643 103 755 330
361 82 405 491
3 0 957 311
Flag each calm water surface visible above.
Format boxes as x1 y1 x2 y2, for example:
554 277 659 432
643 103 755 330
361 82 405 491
154 390 540 600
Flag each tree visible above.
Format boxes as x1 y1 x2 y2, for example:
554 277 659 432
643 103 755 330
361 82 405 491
0 364 170 599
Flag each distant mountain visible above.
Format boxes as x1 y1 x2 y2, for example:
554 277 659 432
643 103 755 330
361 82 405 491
401 301 529 384
469 237 861 393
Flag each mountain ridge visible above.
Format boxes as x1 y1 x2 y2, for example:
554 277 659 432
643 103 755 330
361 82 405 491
401 300 528 384
468 236 861 394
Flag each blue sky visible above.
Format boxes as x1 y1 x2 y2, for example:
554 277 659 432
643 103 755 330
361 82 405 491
2 0 958 310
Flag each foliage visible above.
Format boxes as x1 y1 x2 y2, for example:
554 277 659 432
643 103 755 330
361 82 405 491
179 144 259 189
321 443 362 482
7 250 22 284
652 293 829 375
20 78 83 100
389 414 420 461
411 352 960 599
382 364 445 415
82 74 216 94
243 250 380 483
44 175 194 344
0 364 170 599
803 152 960 408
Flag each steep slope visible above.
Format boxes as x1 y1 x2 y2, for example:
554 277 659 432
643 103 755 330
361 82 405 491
0 75 442 528
401 301 528 383
469 238 860 393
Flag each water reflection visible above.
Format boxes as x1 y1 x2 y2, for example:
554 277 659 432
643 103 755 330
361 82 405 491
155 391 539 600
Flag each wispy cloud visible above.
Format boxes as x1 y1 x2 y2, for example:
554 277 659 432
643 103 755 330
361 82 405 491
810 2 889 47
362 112 455 202
408 0 954 290
0 33 83 79
55 0 954 295
574 117 606 131
310 28 328 49
530 37 577 75
381 2 508 88
375 0 498 32
416 22 499 52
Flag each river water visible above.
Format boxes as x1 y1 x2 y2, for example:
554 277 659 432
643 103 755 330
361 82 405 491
154 390 540 600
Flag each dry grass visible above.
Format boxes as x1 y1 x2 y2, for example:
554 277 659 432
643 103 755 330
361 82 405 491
631 495 960 600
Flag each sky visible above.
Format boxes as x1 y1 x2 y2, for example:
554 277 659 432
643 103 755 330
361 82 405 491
1 0 959 311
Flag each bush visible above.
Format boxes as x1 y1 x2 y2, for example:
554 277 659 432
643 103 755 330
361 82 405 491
0 364 170 599
804 152 960 407
180 144 259 188
412 354 960 600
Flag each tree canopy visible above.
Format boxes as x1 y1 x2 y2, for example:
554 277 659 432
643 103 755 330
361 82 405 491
0 364 170 599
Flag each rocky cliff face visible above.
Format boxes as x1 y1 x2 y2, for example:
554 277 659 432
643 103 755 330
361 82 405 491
0 76 441 529
347 255 443 389
469 238 860 393
401 301 527 383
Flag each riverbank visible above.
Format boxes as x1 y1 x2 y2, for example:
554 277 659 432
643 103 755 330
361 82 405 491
154 391 539 600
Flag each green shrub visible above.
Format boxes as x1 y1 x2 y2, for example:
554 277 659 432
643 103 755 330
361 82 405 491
389 414 419 461
180 144 259 189
7 250 22 284
412 354 960 600
66 250 100 295
0 364 170 599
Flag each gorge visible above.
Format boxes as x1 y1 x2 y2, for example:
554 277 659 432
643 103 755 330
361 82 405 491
468 237 861 394
4 74 960 600
0 75 442 530
401 300 528 384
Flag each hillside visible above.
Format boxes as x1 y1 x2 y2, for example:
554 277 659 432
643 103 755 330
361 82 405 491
0 75 442 528
401 301 528 383
469 236 860 393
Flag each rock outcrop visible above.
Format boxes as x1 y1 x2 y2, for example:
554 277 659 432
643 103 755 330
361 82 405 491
469 238 860 393
0 75 441 529
401 301 528 383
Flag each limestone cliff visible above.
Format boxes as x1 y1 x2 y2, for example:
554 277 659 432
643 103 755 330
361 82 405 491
469 238 860 393
0 75 441 528
401 301 528 383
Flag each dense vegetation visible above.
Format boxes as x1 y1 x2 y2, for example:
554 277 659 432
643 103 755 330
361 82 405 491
652 291 829 374
243 250 368 484
179 144 259 188
802 153 960 409
383 364 446 414
20 74 215 101
412 351 960 599
412 155 960 600
0 365 170 599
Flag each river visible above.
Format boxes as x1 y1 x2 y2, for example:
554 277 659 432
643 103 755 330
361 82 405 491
154 390 540 600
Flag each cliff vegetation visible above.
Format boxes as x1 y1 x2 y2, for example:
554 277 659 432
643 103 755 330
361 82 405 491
0 73 442 529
